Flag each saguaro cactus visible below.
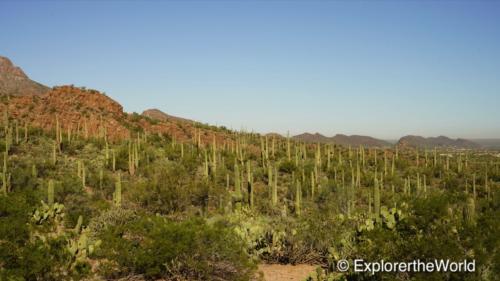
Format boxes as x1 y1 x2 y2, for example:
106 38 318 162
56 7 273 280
287 132 291 161
272 166 278 207
233 162 242 211
112 149 116 171
485 172 490 200
52 141 57 165
295 180 302 216
234 163 241 194
423 174 427 197
24 122 28 143
99 167 103 189
113 173 122 207
472 173 476 200
3 110 8 135
268 163 273 188
373 176 380 218
81 162 86 188
48 179 55 206
311 171 315 198
32 163 37 178
103 141 109 164
384 150 388 175
128 142 135 176
203 149 209 178
464 197 476 225
391 155 395 176
212 136 217 174
271 137 275 158
1 152 9 195
247 161 254 207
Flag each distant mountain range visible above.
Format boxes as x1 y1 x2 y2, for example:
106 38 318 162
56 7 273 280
292 133 391 147
467 139 500 149
396 135 481 149
142 108 194 124
0 55 495 150
0 56 49 96
291 133 486 149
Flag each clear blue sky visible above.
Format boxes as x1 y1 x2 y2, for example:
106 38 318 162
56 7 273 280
1 1 499 139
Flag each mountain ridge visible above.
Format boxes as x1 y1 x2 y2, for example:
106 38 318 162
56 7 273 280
0 55 491 150
142 108 195 124
396 135 481 149
293 132 391 147
0 56 49 96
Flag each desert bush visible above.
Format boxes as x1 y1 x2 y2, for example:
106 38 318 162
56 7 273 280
95 216 255 280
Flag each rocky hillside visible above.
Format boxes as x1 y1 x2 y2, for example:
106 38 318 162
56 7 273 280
0 85 233 144
397 135 481 149
293 132 390 147
0 56 49 96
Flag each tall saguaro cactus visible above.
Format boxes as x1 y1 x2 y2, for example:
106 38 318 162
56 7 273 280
272 166 278 207
472 173 476 200
212 135 217 174
48 179 55 206
464 197 476 225
295 180 302 216
112 149 116 171
128 141 135 176
391 154 395 176
203 149 209 178
247 161 254 207
287 132 291 161
113 173 122 207
2 152 9 195
52 141 57 165
310 171 316 199
384 150 388 176
373 176 380 218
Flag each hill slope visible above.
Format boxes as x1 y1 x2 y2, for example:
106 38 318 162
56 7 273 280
0 85 233 144
142 108 194 124
0 56 49 96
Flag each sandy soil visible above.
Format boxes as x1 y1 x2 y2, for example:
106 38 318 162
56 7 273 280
258 264 318 281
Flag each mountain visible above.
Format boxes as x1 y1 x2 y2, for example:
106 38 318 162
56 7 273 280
397 135 481 149
331 134 391 147
293 132 390 147
0 56 49 96
293 133 331 143
142 108 194 124
471 139 500 149
265 132 284 139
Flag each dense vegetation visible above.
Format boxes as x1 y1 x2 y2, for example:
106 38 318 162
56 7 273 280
0 109 498 281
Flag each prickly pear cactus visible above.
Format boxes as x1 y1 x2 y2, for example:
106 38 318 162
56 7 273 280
32 201 65 225
358 206 405 232
67 225 102 270
221 209 288 260
31 203 101 272
379 206 404 229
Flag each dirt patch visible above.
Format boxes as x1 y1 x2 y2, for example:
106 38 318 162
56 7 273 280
258 264 318 281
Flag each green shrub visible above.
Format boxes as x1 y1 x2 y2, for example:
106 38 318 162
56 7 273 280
96 216 255 280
